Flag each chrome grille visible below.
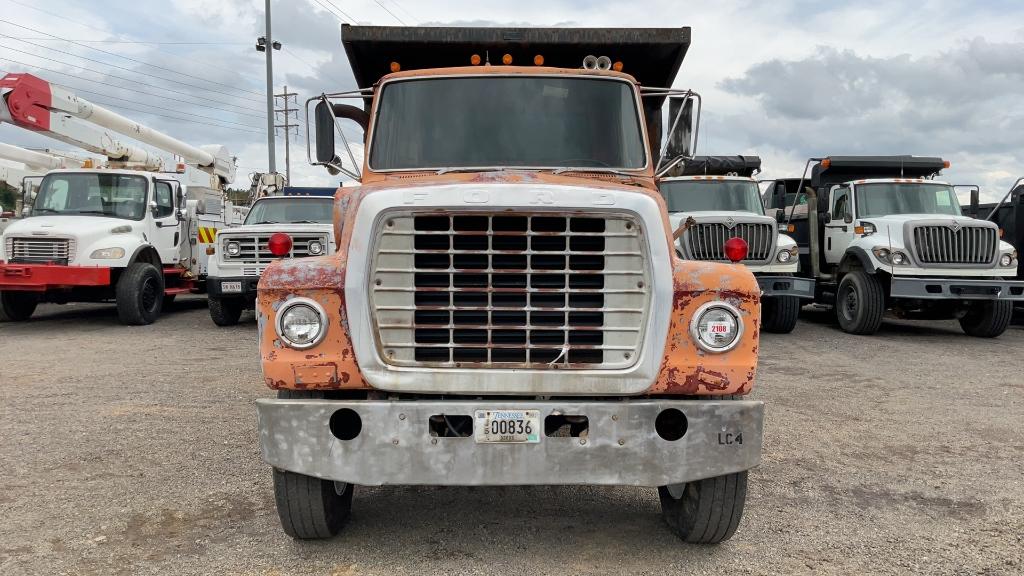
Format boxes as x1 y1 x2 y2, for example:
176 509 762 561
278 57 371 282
370 212 650 369
685 222 774 262
221 234 326 264
911 225 997 265
7 237 74 263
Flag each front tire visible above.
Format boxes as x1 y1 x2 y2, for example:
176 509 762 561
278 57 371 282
0 291 38 322
959 300 1012 338
115 263 164 325
761 295 801 333
835 270 885 335
659 471 748 544
273 469 353 539
208 296 243 326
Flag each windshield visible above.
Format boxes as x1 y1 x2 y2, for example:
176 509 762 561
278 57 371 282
243 197 333 225
659 180 764 214
369 76 646 170
856 183 961 218
33 173 148 220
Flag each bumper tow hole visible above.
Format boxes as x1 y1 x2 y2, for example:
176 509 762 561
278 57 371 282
655 408 688 441
544 415 589 437
428 414 473 437
329 408 362 441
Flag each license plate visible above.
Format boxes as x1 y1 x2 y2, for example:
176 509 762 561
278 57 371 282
221 281 242 293
474 410 541 444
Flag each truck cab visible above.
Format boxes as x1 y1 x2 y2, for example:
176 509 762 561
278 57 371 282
206 189 336 325
255 26 764 545
0 167 240 324
659 155 813 333
766 156 1023 337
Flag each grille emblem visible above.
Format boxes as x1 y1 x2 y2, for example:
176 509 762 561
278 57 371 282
948 221 961 232
724 217 736 229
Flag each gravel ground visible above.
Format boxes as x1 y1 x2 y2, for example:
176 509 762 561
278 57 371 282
1 297 1022 575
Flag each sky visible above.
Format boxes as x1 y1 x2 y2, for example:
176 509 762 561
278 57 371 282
0 0 1022 200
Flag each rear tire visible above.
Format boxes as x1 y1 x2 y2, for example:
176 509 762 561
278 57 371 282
959 300 1012 338
208 296 243 326
761 295 801 333
115 263 164 325
0 291 38 322
273 469 353 540
659 471 748 544
835 270 885 335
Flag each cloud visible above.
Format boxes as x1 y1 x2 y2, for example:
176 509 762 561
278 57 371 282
714 39 1024 200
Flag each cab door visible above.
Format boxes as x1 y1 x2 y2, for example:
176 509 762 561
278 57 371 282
148 179 182 264
824 184 854 264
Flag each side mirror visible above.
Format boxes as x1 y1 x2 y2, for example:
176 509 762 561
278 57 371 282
21 207 31 218
843 212 853 224
822 213 832 224
774 209 786 224
314 99 338 165
970 188 979 217
148 200 158 217
664 95 695 160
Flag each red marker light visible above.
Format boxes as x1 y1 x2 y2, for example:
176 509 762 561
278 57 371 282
268 232 293 257
724 237 748 263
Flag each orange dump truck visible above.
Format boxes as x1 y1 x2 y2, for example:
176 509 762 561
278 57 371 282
256 26 763 544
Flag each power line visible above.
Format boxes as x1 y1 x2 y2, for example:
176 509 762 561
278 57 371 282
281 47 349 87
0 22 265 102
319 0 358 23
0 55 267 119
1 37 250 45
2 0 263 88
384 0 418 23
0 45 266 114
62 86 264 130
82 97 265 134
310 0 353 24
371 0 407 25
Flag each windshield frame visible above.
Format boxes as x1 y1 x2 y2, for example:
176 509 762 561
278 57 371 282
33 171 150 221
242 197 334 225
365 73 651 174
658 178 766 215
853 181 962 219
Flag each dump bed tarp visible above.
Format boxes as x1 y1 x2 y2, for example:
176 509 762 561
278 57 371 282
811 156 946 188
676 155 761 177
281 186 338 197
340 25 691 89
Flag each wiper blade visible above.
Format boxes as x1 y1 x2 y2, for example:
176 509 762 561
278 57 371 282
32 208 59 213
289 220 321 224
252 220 279 224
71 210 113 216
552 167 635 177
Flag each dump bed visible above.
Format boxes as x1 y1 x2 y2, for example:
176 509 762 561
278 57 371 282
673 155 761 177
340 25 690 89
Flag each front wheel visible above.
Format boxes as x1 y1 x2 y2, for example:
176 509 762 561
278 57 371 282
273 469 353 539
835 271 885 335
761 295 801 333
0 291 39 322
659 471 748 544
115 263 164 325
959 300 1012 338
208 296 244 326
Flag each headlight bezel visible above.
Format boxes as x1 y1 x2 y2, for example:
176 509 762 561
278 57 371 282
308 239 324 256
776 246 796 263
274 297 328 349
689 301 744 353
999 253 1015 267
89 247 126 259
225 241 242 256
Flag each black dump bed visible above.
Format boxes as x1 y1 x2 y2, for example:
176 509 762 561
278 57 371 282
340 25 691 89
675 155 761 177
810 155 947 213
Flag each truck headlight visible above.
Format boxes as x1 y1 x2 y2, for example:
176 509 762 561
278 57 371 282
90 247 125 259
308 240 324 255
690 302 743 353
225 241 241 256
275 297 327 349
1000 253 1014 267
891 251 907 265
776 247 795 263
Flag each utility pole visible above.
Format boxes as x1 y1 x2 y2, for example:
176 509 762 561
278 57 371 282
256 0 281 173
274 86 299 183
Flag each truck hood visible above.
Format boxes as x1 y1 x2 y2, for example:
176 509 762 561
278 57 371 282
1 215 141 239
667 210 774 230
218 222 334 237
857 214 986 228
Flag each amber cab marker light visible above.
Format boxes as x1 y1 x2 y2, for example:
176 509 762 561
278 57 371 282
943 160 951 169
854 226 865 235
821 158 831 168
612 61 624 71
724 237 749 263
502 53 513 65
389 61 401 72
470 54 482 66
533 54 544 66
786 224 796 233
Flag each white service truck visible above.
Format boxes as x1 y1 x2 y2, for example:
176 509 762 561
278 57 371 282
0 72 242 324
765 156 1024 337
206 188 336 326
660 156 813 333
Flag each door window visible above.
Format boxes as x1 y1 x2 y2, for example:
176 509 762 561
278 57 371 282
154 182 174 218
831 187 850 221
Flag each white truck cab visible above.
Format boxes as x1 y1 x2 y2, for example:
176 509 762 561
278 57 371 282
766 156 1023 337
660 156 814 333
0 167 243 324
206 190 336 325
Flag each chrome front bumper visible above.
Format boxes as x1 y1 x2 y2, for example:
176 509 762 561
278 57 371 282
890 276 1024 300
257 398 764 487
756 274 815 299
